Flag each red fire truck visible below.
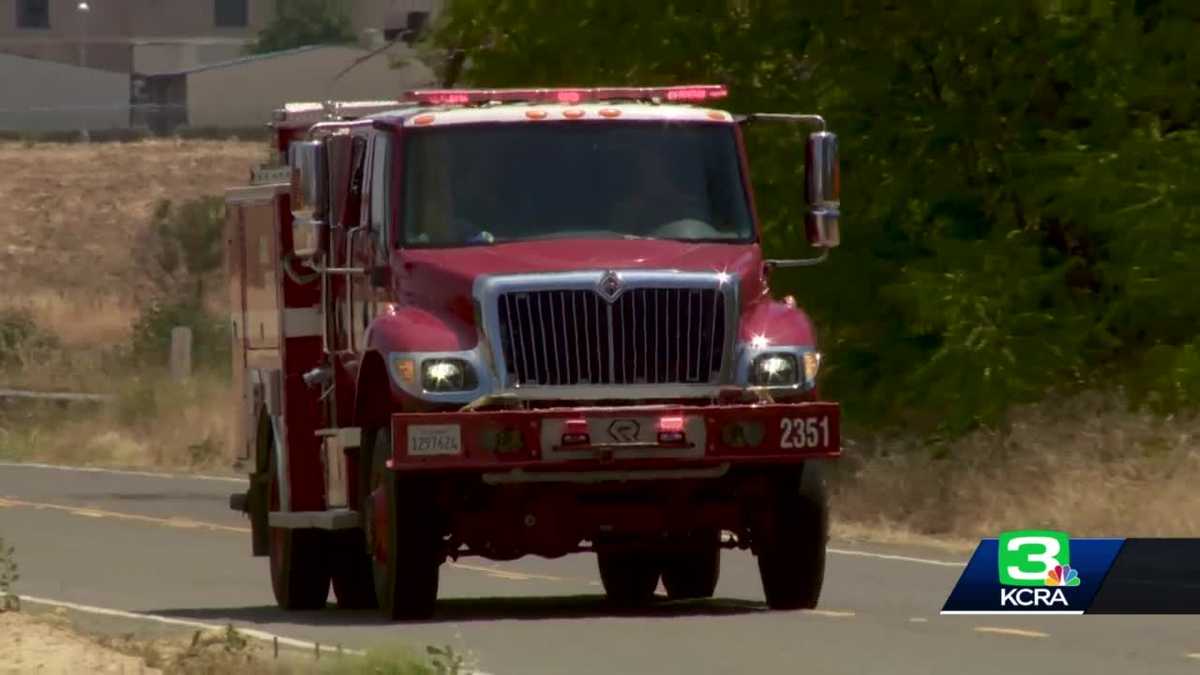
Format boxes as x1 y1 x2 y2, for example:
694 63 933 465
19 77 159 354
225 84 842 620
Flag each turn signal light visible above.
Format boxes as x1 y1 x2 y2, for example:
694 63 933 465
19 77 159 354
657 416 686 445
562 419 590 446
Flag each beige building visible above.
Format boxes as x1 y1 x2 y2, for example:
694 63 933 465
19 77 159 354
0 0 444 74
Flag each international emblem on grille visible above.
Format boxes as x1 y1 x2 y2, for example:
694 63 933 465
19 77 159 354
597 270 623 302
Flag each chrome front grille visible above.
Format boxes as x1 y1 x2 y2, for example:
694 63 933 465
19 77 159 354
496 287 728 387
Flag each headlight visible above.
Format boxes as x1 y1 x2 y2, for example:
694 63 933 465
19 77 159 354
750 353 798 386
748 350 821 388
421 358 477 392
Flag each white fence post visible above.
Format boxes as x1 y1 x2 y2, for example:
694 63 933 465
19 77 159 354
169 326 193 380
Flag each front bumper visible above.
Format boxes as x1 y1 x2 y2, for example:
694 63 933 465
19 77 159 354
388 401 839 477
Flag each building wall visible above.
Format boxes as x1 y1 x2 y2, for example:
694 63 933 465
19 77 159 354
0 51 128 130
0 0 271 40
185 44 435 129
0 0 270 70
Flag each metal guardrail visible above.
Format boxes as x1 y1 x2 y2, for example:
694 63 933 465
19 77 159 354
0 388 112 403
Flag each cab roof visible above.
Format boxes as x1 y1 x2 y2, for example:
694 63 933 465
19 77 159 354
272 85 735 129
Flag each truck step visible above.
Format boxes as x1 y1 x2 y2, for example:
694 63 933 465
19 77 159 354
267 509 361 530
228 492 248 513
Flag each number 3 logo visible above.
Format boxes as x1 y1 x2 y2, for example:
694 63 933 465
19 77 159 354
998 530 1071 586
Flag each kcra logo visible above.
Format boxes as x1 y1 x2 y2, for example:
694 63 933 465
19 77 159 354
999 587 1069 607
997 530 1082 608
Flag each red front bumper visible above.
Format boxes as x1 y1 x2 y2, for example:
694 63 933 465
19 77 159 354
389 401 839 474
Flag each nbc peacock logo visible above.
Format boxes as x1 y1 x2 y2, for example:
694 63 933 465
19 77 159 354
1045 564 1081 587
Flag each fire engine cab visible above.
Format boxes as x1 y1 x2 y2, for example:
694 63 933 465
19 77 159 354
225 84 842 620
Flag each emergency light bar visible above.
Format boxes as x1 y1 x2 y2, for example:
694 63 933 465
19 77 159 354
405 85 728 107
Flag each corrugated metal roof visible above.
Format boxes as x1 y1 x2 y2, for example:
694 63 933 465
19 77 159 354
148 43 403 77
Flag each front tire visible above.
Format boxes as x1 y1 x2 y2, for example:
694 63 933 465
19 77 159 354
597 550 661 608
267 456 331 610
365 428 441 620
330 530 377 609
755 463 828 610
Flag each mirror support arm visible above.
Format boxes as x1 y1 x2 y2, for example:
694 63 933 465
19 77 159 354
741 113 827 131
764 251 829 270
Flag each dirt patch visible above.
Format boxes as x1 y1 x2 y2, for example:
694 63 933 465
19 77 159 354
0 610 159 674
0 139 264 301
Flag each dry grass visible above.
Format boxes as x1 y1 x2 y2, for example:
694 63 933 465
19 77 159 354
832 391 1200 539
2 290 137 348
0 374 234 472
0 139 266 299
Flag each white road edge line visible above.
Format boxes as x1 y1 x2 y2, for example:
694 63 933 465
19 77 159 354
0 461 245 484
19 593 362 655
828 547 964 568
17 594 495 675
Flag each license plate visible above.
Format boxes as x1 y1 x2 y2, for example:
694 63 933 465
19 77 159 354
406 424 462 456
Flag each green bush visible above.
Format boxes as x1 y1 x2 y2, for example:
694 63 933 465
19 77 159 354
0 308 59 370
433 0 1200 433
130 196 230 373
129 299 229 372
0 536 18 612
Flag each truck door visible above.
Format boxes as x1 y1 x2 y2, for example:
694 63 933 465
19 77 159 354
349 133 393 351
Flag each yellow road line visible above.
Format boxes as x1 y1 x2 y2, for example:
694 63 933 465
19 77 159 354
974 626 1049 639
909 617 929 623
1184 653 1200 660
0 496 251 534
808 609 855 618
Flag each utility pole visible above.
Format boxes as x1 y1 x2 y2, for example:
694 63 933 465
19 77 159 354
77 1 91 68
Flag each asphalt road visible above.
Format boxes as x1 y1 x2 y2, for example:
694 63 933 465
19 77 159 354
1 462 1198 675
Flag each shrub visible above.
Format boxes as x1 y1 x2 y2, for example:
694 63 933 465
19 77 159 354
0 308 59 370
129 299 229 372
130 196 230 373
0 536 18 612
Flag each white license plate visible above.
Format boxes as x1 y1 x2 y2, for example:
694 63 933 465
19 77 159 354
406 424 462 456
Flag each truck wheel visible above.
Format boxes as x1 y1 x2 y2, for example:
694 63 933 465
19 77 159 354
365 429 441 620
755 463 828 610
597 551 661 608
661 530 721 600
267 458 330 610
330 530 377 609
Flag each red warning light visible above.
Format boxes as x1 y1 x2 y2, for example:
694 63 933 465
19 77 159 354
405 85 729 107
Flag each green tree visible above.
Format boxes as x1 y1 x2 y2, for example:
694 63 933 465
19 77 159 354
433 0 1200 432
249 0 356 54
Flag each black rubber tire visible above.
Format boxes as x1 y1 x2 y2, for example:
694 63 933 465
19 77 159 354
597 551 661 608
366 429 441 620
756 463 829 610
329 530 377 609
661 530 722 600
267 454 331 611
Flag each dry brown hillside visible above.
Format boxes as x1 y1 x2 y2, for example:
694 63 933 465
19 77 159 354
0 140 265 299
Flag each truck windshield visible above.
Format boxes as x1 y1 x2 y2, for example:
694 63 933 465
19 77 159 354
402 122 754 246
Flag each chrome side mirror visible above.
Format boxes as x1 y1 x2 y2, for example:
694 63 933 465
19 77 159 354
288 141 328 259
804 131 840 248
